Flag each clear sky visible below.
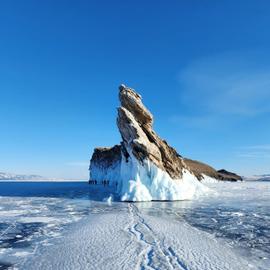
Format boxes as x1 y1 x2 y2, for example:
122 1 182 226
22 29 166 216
1 1 270 179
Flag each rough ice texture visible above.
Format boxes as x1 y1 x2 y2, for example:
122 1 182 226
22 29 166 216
89 84 242 201
3 182 269 269
22 203 252 270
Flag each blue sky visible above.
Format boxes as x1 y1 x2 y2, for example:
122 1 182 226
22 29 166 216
0 1 270 179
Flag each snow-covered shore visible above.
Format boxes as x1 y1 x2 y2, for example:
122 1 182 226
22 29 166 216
22 203 251 270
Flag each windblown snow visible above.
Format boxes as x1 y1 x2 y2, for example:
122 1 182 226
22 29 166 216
22 203 252 270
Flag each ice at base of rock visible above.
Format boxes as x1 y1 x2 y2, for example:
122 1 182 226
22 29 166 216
91 152 208 202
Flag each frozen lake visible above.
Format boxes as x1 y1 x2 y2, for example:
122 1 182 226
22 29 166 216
0 181 269 270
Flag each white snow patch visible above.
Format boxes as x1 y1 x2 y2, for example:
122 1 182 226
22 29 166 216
18 217 59 223
14 251 31 257
0 210 29 217
201 174 219 184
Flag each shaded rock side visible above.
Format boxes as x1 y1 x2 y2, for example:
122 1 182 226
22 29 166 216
217 169 243 182
89 145 122 185
90 145 121 169
184 159 242 182
183 158 220 180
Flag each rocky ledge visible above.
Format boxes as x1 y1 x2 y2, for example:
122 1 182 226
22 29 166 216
89 85 242 201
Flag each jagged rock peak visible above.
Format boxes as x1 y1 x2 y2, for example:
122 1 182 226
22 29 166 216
117 84 185 179
118 84 126 91
118 84 153 127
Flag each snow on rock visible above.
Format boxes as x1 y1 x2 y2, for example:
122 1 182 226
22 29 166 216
201 174 219 184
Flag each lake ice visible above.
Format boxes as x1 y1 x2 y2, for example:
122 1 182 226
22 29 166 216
0 181 269 270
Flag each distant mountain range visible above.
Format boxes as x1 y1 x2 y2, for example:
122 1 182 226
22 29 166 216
0 172 46 180
243 174 270 182
0 172 86 181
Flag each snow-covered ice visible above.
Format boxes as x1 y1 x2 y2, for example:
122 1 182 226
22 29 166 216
22 203 251 270
0 181 269 270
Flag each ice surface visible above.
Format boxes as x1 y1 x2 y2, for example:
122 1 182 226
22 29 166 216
0 182 98 269
0 181 269 270
23 203 251 270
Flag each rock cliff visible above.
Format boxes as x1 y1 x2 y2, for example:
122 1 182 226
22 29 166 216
89 85 242 201
117 85 186 180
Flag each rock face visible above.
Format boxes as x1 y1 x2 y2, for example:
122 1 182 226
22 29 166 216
91 146 121 170
89 85 242 201
217 169 243 182
184 159 242 182
89 146 122 186
117 85 186 180
183 158 220 180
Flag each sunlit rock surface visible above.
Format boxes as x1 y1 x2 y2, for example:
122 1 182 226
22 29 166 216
89 85 242 201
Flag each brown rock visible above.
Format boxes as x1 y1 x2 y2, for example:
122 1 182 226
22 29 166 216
117 85 185 179
184 158 219 180
217 169 243 182
90 145 121 169
90 84 242 183
184 158 242 182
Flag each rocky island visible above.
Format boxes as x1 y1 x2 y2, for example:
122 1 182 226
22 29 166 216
89 85 242 201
